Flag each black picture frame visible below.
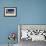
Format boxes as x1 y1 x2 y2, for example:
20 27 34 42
4 7 17 17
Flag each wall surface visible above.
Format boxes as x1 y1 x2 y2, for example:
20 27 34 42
0 0 18 44
16 0 46 24
0 0 46 45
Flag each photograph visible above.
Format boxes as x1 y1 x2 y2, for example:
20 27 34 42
4 7 16 17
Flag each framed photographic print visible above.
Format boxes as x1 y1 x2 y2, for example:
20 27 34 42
4 7 17 17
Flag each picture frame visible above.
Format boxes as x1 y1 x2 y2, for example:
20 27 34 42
4 7 17 17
